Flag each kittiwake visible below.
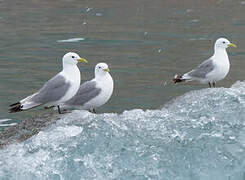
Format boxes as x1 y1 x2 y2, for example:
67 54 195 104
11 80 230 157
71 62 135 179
9 52 88 114
173 38 236 87
64 62 114 113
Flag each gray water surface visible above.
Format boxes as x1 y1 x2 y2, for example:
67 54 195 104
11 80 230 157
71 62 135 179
0 0 245 125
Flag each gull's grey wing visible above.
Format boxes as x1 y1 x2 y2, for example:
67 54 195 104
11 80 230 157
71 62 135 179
66 81 101 106
187 58 215 78
31 75 70 104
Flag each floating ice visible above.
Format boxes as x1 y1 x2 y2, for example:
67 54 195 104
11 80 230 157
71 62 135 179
189 37 210 41
0 119 12 123
0 123 17 127
191 19 199 23
0 81 245 179
85 7 93 12
95 13 102 17
57 38 85 43
0 119 16 127
186 9 193 13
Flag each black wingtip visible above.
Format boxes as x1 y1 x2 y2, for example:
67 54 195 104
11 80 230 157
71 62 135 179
173 74 184 83
9 104 23 113
9 102 21 107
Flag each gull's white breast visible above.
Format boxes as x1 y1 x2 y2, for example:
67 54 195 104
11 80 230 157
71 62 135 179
84 73 114 109
57 66 81 104
206 52 230 82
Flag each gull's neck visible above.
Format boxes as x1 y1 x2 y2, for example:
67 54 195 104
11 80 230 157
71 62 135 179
214 47 227 58
63 63 78 71
213 47 229 66
95 73 111 81
61 63 80 83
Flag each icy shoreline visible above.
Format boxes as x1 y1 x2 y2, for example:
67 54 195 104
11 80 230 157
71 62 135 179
0 81 244 180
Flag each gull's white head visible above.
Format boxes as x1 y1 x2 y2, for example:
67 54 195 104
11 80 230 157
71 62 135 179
214 38 237 49
95 63 110 77
62 52 87 66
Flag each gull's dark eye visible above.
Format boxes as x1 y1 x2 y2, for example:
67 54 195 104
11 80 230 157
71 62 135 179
223 41 226 44
72 56 75 58
99 67 101 69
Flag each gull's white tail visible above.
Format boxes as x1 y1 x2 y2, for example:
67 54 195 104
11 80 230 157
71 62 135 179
9 94 41 113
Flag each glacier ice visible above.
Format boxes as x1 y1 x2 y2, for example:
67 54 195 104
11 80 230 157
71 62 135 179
0 81 245 180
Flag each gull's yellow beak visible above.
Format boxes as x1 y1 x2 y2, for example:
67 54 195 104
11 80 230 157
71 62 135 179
228 43 237 48
77 58 88 63
104 67 110 72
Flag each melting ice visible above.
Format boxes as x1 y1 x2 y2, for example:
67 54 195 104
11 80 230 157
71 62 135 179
0 81 245 180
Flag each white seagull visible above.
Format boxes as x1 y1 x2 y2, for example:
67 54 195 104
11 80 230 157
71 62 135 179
64 62 114 113
173 38 236 87
9 52 88 114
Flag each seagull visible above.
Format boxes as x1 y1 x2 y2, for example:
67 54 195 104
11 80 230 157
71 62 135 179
173 38 236 87
9 52 88 114
63 62 114 113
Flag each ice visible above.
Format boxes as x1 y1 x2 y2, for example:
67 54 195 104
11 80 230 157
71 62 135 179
191 19 199 23
0 119 17 127
57 38 85 43
0 119 12 123
95 13 102 17
0 81 245 180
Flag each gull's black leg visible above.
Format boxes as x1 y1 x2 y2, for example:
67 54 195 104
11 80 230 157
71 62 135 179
209 82 212 88
89 109 96 113
57 105 62 114
212 82 216 88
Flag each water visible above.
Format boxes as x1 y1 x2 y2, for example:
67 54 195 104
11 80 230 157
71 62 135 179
1 0 245 124
0 0 245 179
0 81 244 179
